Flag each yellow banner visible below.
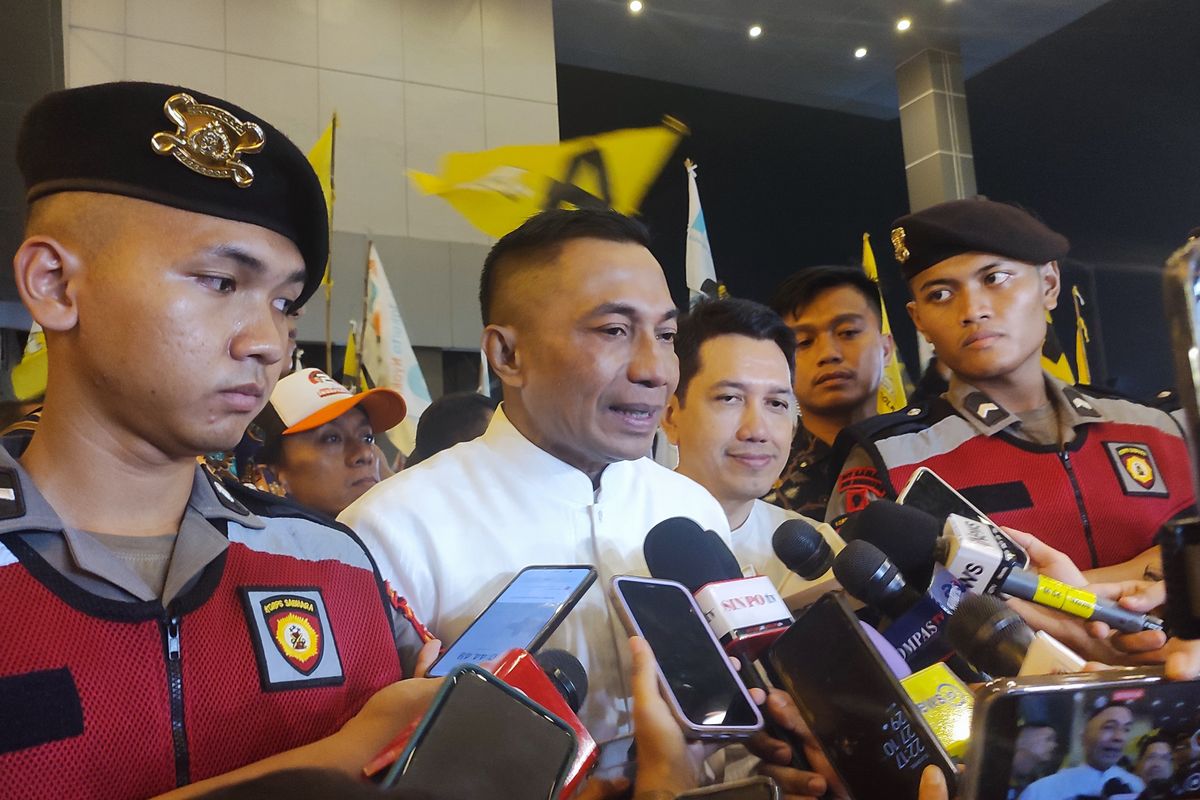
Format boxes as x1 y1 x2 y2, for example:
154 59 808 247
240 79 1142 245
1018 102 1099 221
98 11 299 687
1072 286 1092 385
862 234 908 414
409 118 687 238
11 323 47 401
1041 309 1075 384
307 114 337 285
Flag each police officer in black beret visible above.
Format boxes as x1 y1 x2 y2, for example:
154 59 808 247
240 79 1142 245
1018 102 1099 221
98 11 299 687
827 197 1195 584
0 82 439 798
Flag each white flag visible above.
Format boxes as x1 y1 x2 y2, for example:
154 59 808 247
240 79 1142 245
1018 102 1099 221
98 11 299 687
685 159 719 308
361 244 431 454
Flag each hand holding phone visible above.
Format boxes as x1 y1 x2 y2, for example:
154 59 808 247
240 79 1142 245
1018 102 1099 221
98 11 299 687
611 576 764 740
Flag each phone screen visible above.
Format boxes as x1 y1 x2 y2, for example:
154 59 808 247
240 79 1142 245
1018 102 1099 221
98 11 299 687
615 578 761 730
383 666 576 798
898 468 1030 570
768 592 956 799
975 678 1200 800
429 566 595 678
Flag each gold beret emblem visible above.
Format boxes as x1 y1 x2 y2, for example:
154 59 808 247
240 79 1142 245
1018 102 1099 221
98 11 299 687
891 226 910 263
151 93 264 188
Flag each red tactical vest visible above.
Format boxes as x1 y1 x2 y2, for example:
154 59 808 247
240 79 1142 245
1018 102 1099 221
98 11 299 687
0 514 402 800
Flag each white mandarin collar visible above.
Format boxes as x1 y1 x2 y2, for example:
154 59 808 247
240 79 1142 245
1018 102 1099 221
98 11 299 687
484 405 637 506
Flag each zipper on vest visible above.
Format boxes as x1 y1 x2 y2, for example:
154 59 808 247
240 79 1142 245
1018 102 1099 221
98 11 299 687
1058 451 1100 568
162 614 190 786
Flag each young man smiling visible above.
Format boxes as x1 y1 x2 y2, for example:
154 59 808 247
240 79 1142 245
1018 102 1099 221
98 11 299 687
661 298 842 591
828 198 1194 580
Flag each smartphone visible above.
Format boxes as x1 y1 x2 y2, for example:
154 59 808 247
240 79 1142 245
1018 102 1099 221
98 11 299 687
380 664 577 798
767 591 957 799
427 565 597 678
897 466 1030 570
965 667 1200 800
610 575 764 739
676 776 781 799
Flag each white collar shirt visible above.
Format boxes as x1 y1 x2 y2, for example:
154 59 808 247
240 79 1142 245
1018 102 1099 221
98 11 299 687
339 406 730 740
1018 763 1144 800
731 499 843 610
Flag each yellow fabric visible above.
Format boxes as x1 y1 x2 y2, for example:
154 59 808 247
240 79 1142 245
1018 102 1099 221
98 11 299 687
342 321 359 390
409 118 687 238
11 323 47 401
1073 286 1092 385
1041 309 1075 384
862 234 908 413
307 114 336 285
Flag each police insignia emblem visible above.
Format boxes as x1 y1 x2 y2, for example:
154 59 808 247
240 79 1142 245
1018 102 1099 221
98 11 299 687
241 588 343 689
891 226 910 263
1104 442 1167 497
260 594 323 674
151 92 264 187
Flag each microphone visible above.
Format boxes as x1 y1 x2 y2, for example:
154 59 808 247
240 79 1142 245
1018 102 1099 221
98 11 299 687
839 500 943 589
944 593 1085 678
833 541 973 674
773 518 833 580
938 514 1164 634
535 649 589 714
848 502 1165 635
644 518 793 662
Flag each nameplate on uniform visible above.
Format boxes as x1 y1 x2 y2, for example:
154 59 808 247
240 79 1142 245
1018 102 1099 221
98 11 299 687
1104 442 1168 498
241 587 344 691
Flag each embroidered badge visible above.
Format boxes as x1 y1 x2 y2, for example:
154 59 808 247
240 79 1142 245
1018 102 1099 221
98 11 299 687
891 227 910 263
151 93 265 188
1061 387 1102 418
241 588 344 690
963 392 1008 428
837 467 886 513
1104 442 1167 497
0 468 25 520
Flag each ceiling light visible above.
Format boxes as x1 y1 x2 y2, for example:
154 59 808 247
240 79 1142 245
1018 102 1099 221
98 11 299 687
748 24 763 38
896 17 912 31
854 46 868 58
628 0 643 13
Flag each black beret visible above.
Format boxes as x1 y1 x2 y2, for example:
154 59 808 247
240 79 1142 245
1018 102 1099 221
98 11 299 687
890 197 1069 281
17 81 328 307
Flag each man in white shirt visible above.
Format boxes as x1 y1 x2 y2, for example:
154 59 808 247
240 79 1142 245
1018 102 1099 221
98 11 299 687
339 209 729 739
1020 704 1144 800
661 297 842 596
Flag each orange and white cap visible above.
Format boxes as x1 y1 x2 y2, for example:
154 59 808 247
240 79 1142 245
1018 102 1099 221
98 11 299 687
267 368 406 435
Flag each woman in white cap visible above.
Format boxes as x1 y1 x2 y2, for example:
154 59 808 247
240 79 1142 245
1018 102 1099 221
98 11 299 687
251 368 406 518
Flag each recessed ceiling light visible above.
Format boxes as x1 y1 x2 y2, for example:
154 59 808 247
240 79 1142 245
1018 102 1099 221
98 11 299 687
854 46 868 58
896 17 912 31
748 24 763 38
628 0 643 13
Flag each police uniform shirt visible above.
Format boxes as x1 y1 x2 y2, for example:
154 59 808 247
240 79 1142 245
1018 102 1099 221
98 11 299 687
763 423 838 519
338 404 731 741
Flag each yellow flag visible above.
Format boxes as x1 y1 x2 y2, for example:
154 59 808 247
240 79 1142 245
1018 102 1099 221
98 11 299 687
409 118 687 238
862 234 908 414
1041 310 1075 384
1072 286 1092 385
342 320 359 390
307 114 337 285
10 323 47 401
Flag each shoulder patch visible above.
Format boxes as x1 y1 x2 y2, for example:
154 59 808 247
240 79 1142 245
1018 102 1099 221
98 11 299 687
962 392 1008 427
1061 386 1102 418
241 587 345 690
1104 441 1168 497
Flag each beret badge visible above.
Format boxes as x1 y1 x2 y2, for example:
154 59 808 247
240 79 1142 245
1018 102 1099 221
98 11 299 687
891 226 910 263
151 92 265 188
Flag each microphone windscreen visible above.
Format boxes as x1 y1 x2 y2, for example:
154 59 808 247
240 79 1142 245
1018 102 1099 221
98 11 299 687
839 500 941 589
643 517 742 590
944 592 1034 678
833 540 920 618
772 518 832 580
535 649 588 713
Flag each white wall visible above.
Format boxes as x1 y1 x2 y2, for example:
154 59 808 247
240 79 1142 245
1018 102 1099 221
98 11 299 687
63 0 559 349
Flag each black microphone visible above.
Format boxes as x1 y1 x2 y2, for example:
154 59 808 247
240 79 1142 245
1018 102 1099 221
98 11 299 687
772 518 833 580
944 592 1033 678
839 500 942 590
833 540 923 619
644 517 742 584
536 649 588 714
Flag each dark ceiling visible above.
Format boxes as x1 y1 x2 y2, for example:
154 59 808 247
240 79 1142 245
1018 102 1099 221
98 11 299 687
553 0 1109 119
